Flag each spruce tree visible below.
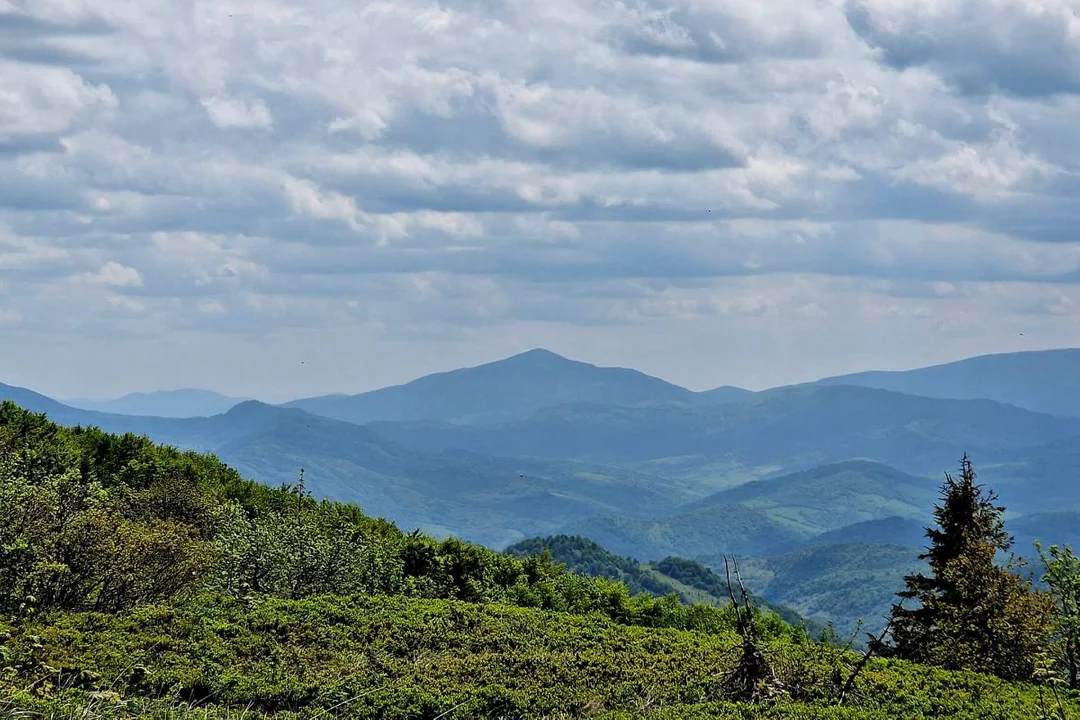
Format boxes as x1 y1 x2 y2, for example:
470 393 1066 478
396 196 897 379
890 454 1054 680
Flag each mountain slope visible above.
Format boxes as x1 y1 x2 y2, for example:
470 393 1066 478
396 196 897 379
697 385 756 403
816 347 1080 417
557 504 807 560
284 348 698 424
207 403 694 546
369 385 1080 480
504 535 820 632
714 543 925 638
7 400 1072 719
505 535 705 601
803 516 929 550
979 432 1080 514
555 461 938 562
0 391 692 548
1010 511 1080 555
64 389 248 417
682 460 938 535
0 382 98 424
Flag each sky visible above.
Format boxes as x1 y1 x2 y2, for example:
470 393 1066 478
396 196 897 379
2 0 1080 401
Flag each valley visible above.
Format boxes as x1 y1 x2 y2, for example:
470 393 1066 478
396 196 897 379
2 346 1078 636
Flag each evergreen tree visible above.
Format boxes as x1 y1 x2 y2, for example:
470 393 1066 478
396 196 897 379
890 454 1054 680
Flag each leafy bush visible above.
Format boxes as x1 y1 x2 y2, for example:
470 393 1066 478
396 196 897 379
3 401 1075 719
0 401 764 639
1 594 1076 719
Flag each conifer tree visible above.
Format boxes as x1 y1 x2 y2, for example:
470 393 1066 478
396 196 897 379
890 454 1054 680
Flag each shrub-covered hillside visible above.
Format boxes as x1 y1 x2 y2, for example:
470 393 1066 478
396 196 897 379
505 535 822 634
2 400 1079 719
0 401 767 633
4 593 1079 719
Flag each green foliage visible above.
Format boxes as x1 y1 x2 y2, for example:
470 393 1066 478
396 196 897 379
891 454 1055 681
0 594 1077 719
3 401 1076 719
1036 541 1080 689
719 543 924 641
505 536 816 638
0 401 759 639
0 419 214 616
506 535 683 598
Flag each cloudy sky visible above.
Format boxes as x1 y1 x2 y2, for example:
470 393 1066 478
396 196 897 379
2 0 1080 400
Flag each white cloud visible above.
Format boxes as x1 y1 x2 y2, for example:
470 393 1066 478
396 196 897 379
0 61 117 139
1 0 1079 397
279 177 370 231
897 131 1054 201
846 0 1080 97
201 95 273 130
196 298 227 315
83 261 143 287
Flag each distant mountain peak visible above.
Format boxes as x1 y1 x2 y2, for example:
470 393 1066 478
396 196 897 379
284 348 693 425
509 348 570 361
475 348 582 370
64 387 248 418
815 347 1080 418
224 399 277 415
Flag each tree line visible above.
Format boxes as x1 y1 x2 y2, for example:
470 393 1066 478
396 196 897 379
0 401 792 639
2 399 1079 690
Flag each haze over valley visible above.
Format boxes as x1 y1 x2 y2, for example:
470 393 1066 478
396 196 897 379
5 0 1080 713
5 346 1079 635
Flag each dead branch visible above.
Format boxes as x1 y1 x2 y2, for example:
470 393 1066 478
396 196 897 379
837 611 897 706
723 554 785 703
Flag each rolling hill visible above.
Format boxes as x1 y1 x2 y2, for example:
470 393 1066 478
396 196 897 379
284 348 712 425
816 347 1080 417
553 461 939 562
802 516 928 550
556 504 807 560
7 345 1080 647
680 460 938 536
712 543 926 639
0 389 694 548
368 384 1080 481
503 535 822 633
7 371 1080 553
64 388 248 417
4 400 1073 719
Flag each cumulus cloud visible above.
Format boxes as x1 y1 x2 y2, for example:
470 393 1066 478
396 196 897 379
82 261 143 287
201 95 273 130
0 0 1078 397
845 0 1080 97
0 61 117 140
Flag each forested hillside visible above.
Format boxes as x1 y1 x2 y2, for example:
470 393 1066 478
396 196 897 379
504 535 820 633
3 400 1080 718
5 346 1080 647
0 401 748 633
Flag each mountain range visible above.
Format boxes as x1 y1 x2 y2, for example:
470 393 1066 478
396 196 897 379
816 348 1080 418
64 389 250 418
3 345 1079 633
284 348 753 425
